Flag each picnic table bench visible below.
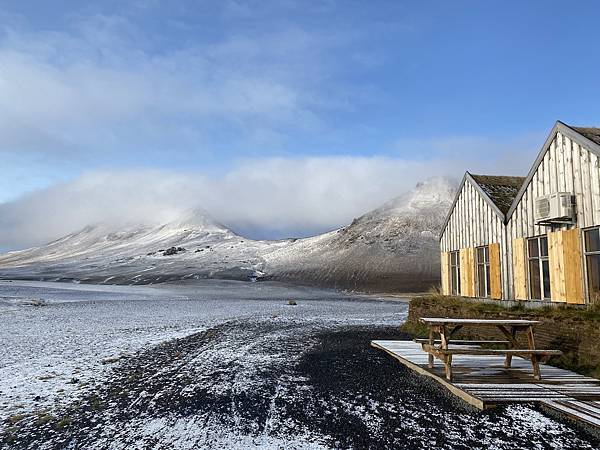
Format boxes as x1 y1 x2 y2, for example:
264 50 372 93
416 318 562 381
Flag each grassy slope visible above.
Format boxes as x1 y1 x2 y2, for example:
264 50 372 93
401 295 600 378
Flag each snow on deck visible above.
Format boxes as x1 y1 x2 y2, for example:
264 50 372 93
372 340 600 429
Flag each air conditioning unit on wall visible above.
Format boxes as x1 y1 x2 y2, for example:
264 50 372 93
534 193 575 224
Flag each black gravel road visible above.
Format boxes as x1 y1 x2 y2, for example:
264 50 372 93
3 324 599 449
1 281 598 449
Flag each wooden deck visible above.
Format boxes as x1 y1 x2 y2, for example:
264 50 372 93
371 340 600 429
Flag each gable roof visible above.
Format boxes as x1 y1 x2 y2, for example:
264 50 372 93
439 172 514 240
571 126 600 146
440 120 600 239
469 174 526 215
505 121 600 220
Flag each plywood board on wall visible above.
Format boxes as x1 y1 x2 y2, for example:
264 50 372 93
460 247 475 297
563 228 585 304
440 252 450 295
489 243 502 300
554 228 585 304
512 238 528 300
548 230 567 302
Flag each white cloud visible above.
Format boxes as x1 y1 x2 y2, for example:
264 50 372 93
0 7 545 251
393 133 542 176
0 157 437 250
0 14 349 161
0 141 542 251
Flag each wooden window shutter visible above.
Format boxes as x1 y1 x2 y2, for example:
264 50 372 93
549 228 584 304
460 248 475 297
512 238 528 300
548 230 566 302
563 228 584 304
489 243 502 299
440 252 450 295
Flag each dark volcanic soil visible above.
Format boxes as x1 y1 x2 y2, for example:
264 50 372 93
3 322 598 450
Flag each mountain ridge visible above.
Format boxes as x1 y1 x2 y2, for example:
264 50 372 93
0 177 456 292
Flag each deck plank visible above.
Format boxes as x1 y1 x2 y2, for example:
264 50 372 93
371 340 600 429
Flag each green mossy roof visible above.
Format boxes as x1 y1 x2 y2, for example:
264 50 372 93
572 126 600 146
470 174 526 215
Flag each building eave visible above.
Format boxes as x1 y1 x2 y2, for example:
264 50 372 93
438 172 506 242
505 120 600 221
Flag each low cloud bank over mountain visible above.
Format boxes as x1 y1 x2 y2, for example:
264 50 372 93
0 158 465 251
0 178 456 292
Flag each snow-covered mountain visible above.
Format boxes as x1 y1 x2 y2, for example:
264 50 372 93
0 178 456 291
263 177 456 291
0 209 282 284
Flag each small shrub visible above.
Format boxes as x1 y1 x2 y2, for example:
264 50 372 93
55 416 72 429
89 395 101 411
7 414 26 424
35 413 53 426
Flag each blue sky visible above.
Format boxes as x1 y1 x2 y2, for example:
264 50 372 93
1 1 600 249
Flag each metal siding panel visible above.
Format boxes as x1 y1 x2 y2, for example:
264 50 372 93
467 183 472 247
581 146 593 228
476 195 481 246
533 170 541 236
527 186 534 236
459 190 467 248
564 135 574 193
590 152 600 225
550 138 558 193
543 150 551 195
557 132 566 192
572 140 585 227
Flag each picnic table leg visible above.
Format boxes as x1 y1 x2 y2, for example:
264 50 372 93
504 326 516 368
440 326 449 349
440 326 453 381
428 328 434 368
445 354 453 381
526 325 541 380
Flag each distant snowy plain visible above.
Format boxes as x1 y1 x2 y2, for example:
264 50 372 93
1 280 598 449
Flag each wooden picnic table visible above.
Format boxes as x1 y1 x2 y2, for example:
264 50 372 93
416 317 562 381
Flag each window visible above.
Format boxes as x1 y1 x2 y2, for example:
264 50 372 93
584 227 600 304
476 246 490 297
528 236 550 300
450 251 461 295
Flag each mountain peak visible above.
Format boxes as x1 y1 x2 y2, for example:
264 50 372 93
364 177 457 220
409 176 457 208
161 208 229 232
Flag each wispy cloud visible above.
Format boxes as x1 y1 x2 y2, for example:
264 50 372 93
0 10 362 164
0 158 424 251
393 133 542 175
0 135 541 252
0 2 548 251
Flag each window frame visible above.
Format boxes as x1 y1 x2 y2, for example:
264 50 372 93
476 245 490 298
527 235 550 301
449 250 461 296
583 226 600 304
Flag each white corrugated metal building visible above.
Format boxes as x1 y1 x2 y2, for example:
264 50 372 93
440 121 600 304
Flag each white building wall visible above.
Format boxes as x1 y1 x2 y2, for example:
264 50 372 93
440 177 508 298
506 130 600 299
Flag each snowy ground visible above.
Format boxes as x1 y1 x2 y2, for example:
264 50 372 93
0 280 598 449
